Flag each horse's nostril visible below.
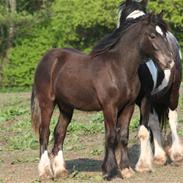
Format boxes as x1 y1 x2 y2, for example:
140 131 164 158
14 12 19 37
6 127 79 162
169 60 175 68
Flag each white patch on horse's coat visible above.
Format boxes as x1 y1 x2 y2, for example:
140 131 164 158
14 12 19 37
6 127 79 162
52 150 67 177
152 69 171 95
38 150 52 177
168 109 183 161
134 0 143 2
156 26 164 36
135 125 153 172
117 9 122 28
179 49 182 60
126 10 145 20
148 110 167 163
146 60 158 90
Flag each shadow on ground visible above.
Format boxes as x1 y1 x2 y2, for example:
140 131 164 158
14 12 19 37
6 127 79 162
66 144 140 173
67 158 102 173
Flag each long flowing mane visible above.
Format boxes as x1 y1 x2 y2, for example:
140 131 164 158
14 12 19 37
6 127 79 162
90 15 147 56
91 14 168 57
90 27 122 56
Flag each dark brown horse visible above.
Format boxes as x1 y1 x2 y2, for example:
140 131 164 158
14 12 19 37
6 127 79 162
31 13 173 180
118 0 183 173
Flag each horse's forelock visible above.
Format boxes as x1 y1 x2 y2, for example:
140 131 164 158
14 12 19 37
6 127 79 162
152 14 169 34
144 13 168 35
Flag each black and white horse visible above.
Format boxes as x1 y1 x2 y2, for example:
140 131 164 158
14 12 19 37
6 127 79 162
118 0 183 172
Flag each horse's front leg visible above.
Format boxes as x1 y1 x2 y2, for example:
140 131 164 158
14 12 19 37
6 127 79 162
51 107 73 179
102 105 119 180
135 97 153 173
167 67 183 164
167 109 183 164
117 104 135 178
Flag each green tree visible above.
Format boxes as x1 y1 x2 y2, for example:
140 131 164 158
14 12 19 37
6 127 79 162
1 0 182 88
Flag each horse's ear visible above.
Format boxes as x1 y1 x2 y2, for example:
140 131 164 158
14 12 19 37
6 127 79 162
148 12 155 23
158 10 164 19
140 0 148 8
125 0 132 5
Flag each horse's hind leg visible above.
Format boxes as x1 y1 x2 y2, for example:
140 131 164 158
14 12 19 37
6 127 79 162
167 109 183 164
38 101 55 180
51 107 73 179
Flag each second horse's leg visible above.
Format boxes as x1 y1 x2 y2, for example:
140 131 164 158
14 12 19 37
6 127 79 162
135 97 153 172
167 109 183 164
148 109 167 165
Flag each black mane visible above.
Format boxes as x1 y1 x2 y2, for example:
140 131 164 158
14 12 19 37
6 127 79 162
91 15 147 56
90 27 122 56
118 1 168 34
119 1 146 13
91 14 168 57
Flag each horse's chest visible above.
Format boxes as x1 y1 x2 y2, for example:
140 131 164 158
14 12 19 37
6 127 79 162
119 77 140 102
145 60 171 95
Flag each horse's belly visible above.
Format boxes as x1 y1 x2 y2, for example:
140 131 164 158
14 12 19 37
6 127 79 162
55 80 101 111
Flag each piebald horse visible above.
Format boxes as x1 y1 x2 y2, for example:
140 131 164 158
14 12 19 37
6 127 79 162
118 0 182 173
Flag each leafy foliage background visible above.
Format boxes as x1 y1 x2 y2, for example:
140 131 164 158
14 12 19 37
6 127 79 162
0 0 182 87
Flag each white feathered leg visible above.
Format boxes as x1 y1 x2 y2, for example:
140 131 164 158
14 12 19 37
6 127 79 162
135 125 153 172
167 109 183 163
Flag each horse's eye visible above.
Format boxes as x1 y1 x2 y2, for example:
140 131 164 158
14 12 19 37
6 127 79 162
149 33 156 39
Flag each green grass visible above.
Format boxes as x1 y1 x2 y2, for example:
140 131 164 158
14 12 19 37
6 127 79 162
0 91 182 152
0 87 31 93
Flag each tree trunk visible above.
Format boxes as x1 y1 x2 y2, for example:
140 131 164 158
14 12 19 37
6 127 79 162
0 0 16 86
7 0 16 49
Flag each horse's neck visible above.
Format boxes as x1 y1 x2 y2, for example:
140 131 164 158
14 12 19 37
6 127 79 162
117 34 142 74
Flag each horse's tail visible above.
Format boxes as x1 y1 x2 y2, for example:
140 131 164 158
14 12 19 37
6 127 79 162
153 104 169 134
31 85 41 136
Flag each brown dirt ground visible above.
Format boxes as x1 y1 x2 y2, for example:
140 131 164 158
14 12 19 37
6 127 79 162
0 92 183 183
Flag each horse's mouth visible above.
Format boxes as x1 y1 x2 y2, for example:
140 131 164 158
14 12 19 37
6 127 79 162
156 59 174 70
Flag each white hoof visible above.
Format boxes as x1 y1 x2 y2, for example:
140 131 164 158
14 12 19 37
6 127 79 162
153 154 167 165
135 159 153 173
51 150 68 178
136 126 153 173
167 143 183 164
121 167 134 178
38 151 53 180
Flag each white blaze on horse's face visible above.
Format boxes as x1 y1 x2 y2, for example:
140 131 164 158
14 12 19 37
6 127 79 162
126 10 145 19
156 26 164 36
